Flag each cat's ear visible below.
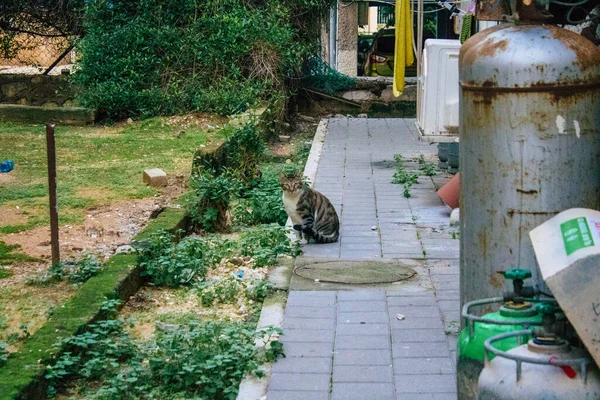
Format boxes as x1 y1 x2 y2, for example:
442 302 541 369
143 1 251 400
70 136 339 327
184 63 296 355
280 172 286 181
295 170 303 179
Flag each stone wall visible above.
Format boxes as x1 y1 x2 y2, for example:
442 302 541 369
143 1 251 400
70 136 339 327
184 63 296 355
0 74 79 107
340 77 417 103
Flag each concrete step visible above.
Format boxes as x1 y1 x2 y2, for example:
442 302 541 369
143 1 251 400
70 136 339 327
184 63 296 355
0 104 95 125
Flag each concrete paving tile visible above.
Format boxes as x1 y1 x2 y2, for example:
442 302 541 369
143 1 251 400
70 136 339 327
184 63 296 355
332 383 395 400
267 391 330 400
333 365 393 382
271 357 333 373
334 349 392 366
283 342 334 357
392 342 451 358
269 373 331 391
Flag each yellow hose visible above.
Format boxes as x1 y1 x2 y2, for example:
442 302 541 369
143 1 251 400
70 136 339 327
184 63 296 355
393 0 415 96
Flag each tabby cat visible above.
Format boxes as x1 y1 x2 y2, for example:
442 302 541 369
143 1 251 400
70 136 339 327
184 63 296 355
280 171 340 243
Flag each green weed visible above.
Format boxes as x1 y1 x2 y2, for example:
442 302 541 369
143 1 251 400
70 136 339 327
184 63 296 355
26 255 105 286
0 241 37 266
418 155 438 176
233 169 287 226
403 183 412 198
45 318 284 399
239 224 301 267
137 233 212 287
0 269 12 279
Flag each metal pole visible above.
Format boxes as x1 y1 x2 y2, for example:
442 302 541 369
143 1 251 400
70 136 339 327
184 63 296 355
46 124 60 265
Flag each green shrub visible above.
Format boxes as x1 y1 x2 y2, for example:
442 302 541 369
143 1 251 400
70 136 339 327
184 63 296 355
239 223 300 267
26 255 104 286
147 322 283 398
185 171 242 232
138 233 209 287
74 0 334 119
233 170 287 226
193 123 266 182
45 318 136 397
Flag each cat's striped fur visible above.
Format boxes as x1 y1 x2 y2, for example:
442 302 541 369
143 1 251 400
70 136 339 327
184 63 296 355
281 171 340 243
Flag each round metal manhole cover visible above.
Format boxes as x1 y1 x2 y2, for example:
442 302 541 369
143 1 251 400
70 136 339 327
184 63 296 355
293 261 417 284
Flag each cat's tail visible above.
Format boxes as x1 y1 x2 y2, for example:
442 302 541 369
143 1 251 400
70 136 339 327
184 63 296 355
314 231 339 244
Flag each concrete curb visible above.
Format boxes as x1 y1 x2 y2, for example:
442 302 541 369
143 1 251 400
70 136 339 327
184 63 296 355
235 257 295 400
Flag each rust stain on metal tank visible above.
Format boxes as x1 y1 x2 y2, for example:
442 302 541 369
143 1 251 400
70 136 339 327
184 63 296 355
507 209 560 217
548 25 600 70
516 189 538 195
460 24 506 68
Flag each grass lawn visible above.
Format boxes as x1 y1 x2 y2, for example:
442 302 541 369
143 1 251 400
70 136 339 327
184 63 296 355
0 116 226 234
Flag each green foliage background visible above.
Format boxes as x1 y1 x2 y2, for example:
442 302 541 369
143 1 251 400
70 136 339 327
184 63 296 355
73 0 334 119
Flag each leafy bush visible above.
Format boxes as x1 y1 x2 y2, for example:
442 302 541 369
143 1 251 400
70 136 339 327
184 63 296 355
138 232 212 287
193 123 266 183
147 323 283 398
26 255 104 286
185 171 242 232
46 319 283 399
239 223 300 267
74 0 334 119
45 318 136 397
233 170 287 226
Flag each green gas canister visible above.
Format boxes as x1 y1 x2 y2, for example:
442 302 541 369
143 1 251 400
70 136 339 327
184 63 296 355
457 269 551 400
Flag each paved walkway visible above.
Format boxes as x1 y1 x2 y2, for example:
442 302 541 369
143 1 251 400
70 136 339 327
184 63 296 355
268 118 460 400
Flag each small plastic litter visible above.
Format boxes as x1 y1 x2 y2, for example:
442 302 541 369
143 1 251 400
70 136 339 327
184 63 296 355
236 269 244 278
0 160 14 173
396 313 405 321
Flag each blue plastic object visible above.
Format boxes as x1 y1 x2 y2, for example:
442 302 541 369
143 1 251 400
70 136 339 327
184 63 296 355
0 160 14 173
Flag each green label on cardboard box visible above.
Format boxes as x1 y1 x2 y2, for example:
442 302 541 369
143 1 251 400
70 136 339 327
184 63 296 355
560 217 594 255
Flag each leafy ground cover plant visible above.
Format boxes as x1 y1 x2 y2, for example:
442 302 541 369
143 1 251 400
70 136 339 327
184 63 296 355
392 154 439 197
233 169 288 226
26 255 104 286
239 223 300 267
45 315 283 399
185 171 242 233
137 233 213 287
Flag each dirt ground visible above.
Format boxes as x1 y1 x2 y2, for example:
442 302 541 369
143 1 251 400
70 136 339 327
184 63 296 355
0 175 186 288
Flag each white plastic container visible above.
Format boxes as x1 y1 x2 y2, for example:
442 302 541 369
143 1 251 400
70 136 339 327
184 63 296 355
416 39 461 142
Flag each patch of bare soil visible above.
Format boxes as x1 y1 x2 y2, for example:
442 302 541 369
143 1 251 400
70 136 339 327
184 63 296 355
0 206 28 226
75 187 114 201
165 113 229 131
0 175 187 287
0 171 15 184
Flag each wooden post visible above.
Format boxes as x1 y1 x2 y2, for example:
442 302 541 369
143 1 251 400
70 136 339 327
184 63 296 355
46 124 60 265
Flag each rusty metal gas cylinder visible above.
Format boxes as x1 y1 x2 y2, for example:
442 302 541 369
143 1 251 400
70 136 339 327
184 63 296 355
458 25 600 307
